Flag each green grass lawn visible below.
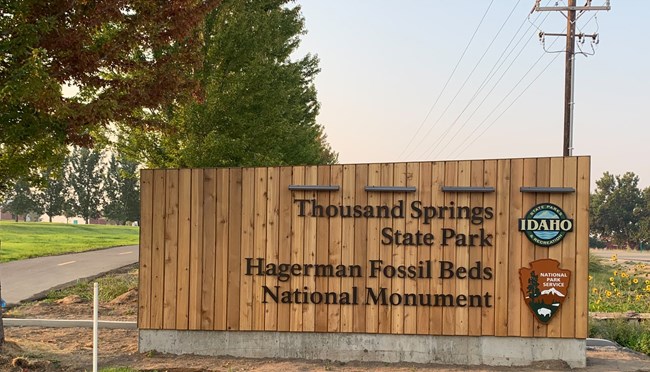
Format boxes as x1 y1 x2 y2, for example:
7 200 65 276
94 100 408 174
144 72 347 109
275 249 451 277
0 221 139 262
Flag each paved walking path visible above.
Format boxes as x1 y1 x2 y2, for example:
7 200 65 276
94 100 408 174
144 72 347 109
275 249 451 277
0 245 139 305
590 248 650 263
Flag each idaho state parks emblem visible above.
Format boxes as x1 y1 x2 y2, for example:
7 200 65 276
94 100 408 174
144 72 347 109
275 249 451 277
519 259 571 324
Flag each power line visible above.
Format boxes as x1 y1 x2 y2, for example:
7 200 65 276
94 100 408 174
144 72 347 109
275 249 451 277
445 5 602 160
451 51 562 159
424 13 554 160
398 0 495 160
412 1 520 158
421 4 553 160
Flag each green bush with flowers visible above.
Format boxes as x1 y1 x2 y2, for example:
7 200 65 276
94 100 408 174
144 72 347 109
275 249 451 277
589 254 650 313
588 253 650 356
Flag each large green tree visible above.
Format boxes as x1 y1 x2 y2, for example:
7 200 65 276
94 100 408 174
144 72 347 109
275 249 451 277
36 166 67 222
1 178 41 221
590 172 644 247
104 154 140 224
67 147 104 223
637 187 650 248
120 0 337 168
0 0 221 192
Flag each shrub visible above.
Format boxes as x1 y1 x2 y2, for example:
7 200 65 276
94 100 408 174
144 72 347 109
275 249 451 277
589 236 607 249
589 318 650 355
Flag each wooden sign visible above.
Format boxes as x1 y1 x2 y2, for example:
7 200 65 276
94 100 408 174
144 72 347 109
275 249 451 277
138 156 589 339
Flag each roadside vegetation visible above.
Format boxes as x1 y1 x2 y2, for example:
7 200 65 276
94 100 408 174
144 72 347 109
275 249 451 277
0 221 138 262
43 266 138 303
588 253 650 355
590 319 650 356
588 253 650 313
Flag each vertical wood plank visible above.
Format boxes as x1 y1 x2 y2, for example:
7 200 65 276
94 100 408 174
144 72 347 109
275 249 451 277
302 166 318 332
239 168 255 331
201 169 216 330
494 159 511 336
353 164 368 333
377 163 393 334
507 159 523 337
481 160 497 336
534 158 551 337
403 162 419 335
391 162 406 335
227 168 242 331
416 162 432 335
176 169 191 329
468 160 484 336
150 169 166 329
575 156 590 338
163 170 179 329
365 163 381 333
277 166 293 332
138 170 153 329
214 168 230 330
340 164 356 332
328 165 343 332
214 168 232 330
547 157 565 338
561 157 578 338
520 159 537 338
454 161 471 336
442 161 457 335
290 166 305 332
189 169 204 330
429 162 445 335
265 167 280 331
314 166 331 332
252 168 267 331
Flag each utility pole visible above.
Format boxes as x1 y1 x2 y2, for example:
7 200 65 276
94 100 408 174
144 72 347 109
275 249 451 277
564 0 576 157
534 0 610 156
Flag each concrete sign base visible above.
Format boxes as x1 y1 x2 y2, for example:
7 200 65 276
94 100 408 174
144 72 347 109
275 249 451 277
139 330 586 368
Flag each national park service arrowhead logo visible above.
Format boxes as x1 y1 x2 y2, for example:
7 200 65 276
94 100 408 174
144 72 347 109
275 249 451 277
519 259 571 324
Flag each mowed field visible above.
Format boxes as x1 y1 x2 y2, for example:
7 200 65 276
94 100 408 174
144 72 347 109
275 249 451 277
0 221 139 262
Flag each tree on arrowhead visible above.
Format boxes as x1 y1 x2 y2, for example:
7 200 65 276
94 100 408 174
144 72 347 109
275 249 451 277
527 271 541 304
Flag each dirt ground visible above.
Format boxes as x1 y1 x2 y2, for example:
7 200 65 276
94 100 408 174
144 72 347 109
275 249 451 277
2 287 650 371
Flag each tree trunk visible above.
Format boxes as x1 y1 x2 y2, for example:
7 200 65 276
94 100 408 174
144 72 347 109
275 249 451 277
49 215 53 223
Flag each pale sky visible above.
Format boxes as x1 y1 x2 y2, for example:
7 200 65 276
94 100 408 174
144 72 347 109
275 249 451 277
296 0 649 189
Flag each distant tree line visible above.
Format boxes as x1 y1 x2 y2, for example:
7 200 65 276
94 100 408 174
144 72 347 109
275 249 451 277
590 172 650 249
1 147 139 225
